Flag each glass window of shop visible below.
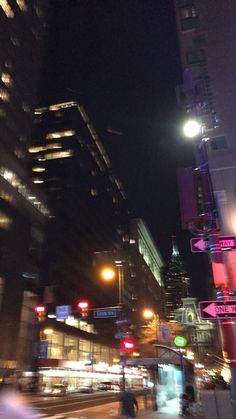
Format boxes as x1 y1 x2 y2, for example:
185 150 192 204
47 332 64 359
64 335 78 360
79 339 91 361
92 343 100 364
100 345 109 363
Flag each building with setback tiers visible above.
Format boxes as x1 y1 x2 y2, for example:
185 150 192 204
0 1 49 372
164 236 190 320
32 100 130 309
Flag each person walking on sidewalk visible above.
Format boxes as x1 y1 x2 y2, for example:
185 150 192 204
119 390 139 418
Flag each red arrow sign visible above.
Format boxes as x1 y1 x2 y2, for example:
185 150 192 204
199 300 236 320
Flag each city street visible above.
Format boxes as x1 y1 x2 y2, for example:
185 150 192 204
27 393 183 418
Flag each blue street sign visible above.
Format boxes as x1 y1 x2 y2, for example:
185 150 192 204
114 332 129 339
56 305 72 320
39 340 48 359
94 308 121 318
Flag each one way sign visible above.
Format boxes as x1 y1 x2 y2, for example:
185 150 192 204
190 236 236 253
199 300 236 320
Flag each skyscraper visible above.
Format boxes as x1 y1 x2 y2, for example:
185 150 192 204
0 1 48 371
164 236 190 320
32 100 130 308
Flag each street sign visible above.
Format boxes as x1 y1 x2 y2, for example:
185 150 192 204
199 300 236 320
39 340 48 359
159 325 171 343
114 332 130 339
191 236 236 253
94 308 121 318
56 305 72 320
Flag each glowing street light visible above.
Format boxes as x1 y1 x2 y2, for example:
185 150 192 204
183 119 201 138
100 267 116 281
143 309 155 320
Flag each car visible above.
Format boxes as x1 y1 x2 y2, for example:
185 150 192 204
49 384 67 396
98 381 120 392
79 384 93 393
98 381 113 391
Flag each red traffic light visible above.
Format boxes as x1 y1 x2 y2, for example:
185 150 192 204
77 301 89 310
34 305 46 322
76 300 89 317
121 337 136 353
34 305 46 314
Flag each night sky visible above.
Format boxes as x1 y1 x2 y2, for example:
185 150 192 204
38 0 208 299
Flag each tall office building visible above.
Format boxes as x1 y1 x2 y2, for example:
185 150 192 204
164 236 190 320
0 1 48 371
174 0 236 290
32 100 130 308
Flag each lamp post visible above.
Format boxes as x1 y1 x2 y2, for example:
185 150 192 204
143 309 159 342
100 262 126 389
100 261 124 306
143 309 159 411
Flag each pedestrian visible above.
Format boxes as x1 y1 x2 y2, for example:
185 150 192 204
180 393 189 417
0 387 39 418
119 390 139 418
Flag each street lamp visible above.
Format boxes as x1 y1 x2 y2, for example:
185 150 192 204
100 262 124 306
143 309 159 341
100 267 116 282
183 119 201 138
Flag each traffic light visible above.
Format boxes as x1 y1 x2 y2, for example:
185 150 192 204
34 305 46 322
77 300 89 318
121 337 136 353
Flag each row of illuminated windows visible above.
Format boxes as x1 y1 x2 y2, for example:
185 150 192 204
0 167 50 216
0 0 35 18
138 238 162 286
46 331 116 364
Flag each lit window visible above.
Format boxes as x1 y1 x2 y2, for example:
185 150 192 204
1 72 12 87
46 130 76 139
0 0 14 17
0 211 12 230
45 150 73 160
32 167 45 173
33 178 44 184
0 89 9 102
46 143 62 150
91 188 98 196
28 146 46 153
16 0 27 11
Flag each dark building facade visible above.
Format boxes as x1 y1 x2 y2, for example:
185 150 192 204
164 236 190 320
32 101 130 308
0 1 48 371
174 0 236 291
